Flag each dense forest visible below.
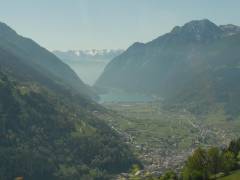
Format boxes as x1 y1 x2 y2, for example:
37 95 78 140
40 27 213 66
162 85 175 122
0 70 139 180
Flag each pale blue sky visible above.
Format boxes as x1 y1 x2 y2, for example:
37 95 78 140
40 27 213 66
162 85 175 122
0 0 240 50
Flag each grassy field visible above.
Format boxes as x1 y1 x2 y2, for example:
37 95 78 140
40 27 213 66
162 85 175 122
104 102 237 150
102 102 240 172
219 170 240 180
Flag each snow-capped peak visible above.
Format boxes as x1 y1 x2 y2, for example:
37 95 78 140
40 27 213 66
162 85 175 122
53 49 124 63
68 49 123 57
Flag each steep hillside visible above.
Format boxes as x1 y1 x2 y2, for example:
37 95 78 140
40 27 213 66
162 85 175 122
96 19 225 95
0 71 138 180
166 33 240 116
0 22 94 97
0 22 139 180
96 19 240 115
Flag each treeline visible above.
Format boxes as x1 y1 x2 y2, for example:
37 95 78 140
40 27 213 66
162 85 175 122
182 138 240 179
129 138 240 180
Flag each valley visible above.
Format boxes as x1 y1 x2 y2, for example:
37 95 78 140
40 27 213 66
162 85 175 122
1 2 240 178
53 49 123 85
100 100 240 175
98 89 157 103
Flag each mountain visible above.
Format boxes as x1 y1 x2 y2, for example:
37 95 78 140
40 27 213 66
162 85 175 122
0 22 138 179
220 24 240 36
0 71 138 180
53 49 124 62
96 19 240 116
0 22 94 98
53 49 123 85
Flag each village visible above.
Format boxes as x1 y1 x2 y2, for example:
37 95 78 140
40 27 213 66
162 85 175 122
100 101 237 178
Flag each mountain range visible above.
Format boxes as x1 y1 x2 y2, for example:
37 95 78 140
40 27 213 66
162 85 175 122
0 22 96 98
96 19 240 116
0 22 137 179
53 49 124 62
53 49 123 85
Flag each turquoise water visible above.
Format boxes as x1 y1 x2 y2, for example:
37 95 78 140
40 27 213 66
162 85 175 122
99 90 156 103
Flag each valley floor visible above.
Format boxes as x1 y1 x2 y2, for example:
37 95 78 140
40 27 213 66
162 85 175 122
100 101 240 175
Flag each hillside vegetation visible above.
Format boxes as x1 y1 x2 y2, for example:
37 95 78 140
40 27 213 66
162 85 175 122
0 22 94 97
0 22 139 180
0 69 138 180
219 170 240 180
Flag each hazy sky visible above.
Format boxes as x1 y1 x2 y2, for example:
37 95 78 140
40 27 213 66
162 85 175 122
1 0 240 51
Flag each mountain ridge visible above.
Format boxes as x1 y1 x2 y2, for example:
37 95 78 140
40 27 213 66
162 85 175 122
0 22 95 98
96 19 240 116
53 49 124 85
53 49 124 62
0 22 139 179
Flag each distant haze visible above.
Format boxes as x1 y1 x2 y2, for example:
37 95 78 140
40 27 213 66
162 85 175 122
53 49 123 85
